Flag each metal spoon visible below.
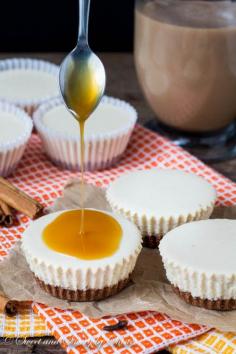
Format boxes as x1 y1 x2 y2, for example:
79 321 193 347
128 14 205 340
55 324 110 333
59 0 106 122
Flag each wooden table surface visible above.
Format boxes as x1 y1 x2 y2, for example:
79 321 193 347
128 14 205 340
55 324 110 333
0 52 235 353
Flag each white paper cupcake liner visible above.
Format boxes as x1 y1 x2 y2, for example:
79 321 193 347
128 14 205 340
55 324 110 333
0 58 59 116
33 96 137 171
0 102 33 177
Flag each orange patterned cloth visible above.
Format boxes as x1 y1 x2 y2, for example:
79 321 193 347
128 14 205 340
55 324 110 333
0 303 49 338
33 306 207 353
1 125 236 352
170 330 236 354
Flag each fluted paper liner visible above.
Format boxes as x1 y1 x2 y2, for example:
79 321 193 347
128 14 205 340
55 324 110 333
33 96 137 171
0 180 235 331
0 102 33 177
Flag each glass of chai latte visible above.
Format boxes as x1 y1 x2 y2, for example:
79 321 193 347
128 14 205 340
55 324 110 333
135 0 236 161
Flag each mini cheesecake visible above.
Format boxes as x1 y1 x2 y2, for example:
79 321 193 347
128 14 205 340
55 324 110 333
21 209 142 302
159 219 236 310
33 96 137 171
0 69 58 101
106 169 216 248
0 102 32 176
0 58 59 115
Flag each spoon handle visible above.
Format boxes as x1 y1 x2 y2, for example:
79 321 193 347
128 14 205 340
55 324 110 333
78 0 91 44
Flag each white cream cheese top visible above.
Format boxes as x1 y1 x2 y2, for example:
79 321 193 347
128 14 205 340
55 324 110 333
22 209 141 270
160 219 236 275
106 169 216 219
159 219 236 299
0 69 58 100
21 209 142 290
41 102 135 138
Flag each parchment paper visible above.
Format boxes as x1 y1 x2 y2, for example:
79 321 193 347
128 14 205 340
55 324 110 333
0 179 235 331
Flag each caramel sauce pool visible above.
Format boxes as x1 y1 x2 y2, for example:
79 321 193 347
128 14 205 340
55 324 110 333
43 210 122 260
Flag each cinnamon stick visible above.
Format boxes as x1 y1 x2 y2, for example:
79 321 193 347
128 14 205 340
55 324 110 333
0 294 18 317
0 199 14 227
0 177 44 220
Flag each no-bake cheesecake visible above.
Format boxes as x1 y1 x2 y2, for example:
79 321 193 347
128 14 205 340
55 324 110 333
0 102 32 176
159 219 236 310
106 169 217 247
0 58 59 115
33 96 137 171
21 209 142 301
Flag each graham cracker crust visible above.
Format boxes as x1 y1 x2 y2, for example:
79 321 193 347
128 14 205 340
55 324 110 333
35 275 131 302
173 286 236 311
142 235 160 249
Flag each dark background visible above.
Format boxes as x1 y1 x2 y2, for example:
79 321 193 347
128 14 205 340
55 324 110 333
0 0 135 52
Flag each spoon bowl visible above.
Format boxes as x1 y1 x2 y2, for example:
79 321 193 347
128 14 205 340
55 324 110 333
59 46 106 121
59 0 106 122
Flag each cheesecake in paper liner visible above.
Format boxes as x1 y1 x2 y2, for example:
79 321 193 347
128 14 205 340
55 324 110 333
106 169 217 247
159 219 236 311
0 58 59 116
0 180 235 331
33 96 137 171
0 102 33 177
